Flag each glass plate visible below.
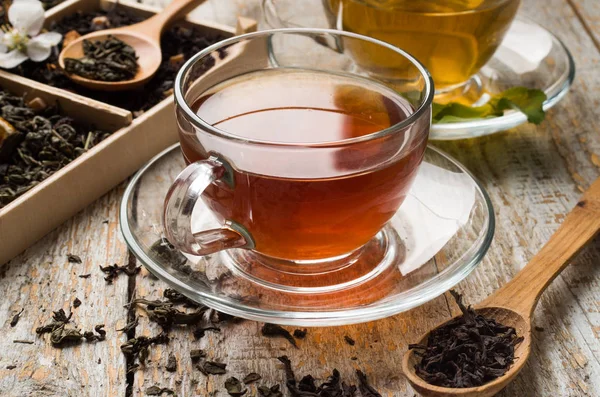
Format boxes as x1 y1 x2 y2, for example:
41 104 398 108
431 17 574 139
120 144 495 326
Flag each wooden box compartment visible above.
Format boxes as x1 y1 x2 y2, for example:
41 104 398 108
0 0 242 265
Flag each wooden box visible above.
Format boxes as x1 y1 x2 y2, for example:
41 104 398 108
0 0 250 265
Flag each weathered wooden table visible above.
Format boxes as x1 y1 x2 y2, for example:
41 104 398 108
1 0 600 396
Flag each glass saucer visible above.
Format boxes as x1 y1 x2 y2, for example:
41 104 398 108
120 144 494 326
431 17 575 140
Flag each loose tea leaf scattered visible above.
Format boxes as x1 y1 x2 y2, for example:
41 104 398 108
83 324 106 342
293 329 307 339
36 308 106 346
408 290 524 388
35 309 80 346
6 365 16 370
277 356 363 397
262 323 297 348
224 377 247 396
67 254 82 264
356 370 381 397
0 89 111 207
257 385 283 397
243 372 262 384
117 317 138 333
100 263 141 283
190 349 206 362
344 335 355 346
193 326 220 339
78 274 91 279
10 308 24 327
132 298 207 331
145 385 175 396
121 332 169 364
277 356 376 397
298 375 316 392
165 353 177 372
13 339 34 344
198 360 227 375
64 36 139 82
278 356 295 385
342 382 358 396
73 297 82 308
163 288 198 307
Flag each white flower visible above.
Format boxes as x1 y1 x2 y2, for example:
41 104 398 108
0 0 62 69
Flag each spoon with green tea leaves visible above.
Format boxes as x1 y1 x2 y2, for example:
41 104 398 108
403 177 600 397
432 87 547 125
58 0 205 91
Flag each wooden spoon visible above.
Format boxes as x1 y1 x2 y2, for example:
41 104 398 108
58 0 205 92
403 177 600 397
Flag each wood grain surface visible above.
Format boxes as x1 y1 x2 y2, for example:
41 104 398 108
1 0 600 396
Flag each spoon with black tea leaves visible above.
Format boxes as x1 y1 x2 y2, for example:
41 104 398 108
58 0 205 92
403 177 600 397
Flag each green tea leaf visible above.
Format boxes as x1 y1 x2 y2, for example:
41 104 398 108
432 88 547 125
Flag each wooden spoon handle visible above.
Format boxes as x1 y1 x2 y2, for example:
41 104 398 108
480 177 600 317
127 0 207 41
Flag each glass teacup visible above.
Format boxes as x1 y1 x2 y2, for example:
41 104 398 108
263 0 520 100
165 29 433 290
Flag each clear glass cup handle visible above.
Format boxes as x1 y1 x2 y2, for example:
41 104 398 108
163 155 254 256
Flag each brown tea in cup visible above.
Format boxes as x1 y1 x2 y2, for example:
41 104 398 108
179 69 427 260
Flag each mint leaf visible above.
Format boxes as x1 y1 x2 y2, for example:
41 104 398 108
432 87 547 125
491 87 547 124
433 102 496 124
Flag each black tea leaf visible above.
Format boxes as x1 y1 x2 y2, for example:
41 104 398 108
243 372 262 384
408 290 524 388
10 308 24 327
356 370 382 397
293 329 307 339
67 254 82 264
224 377 247 396
198 360 227 375
145 385 174 396
165 353 177 372
262 323 297 348
190 349 206 362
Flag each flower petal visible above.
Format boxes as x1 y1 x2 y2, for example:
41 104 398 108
26 33 61 62
30 32 62 47
0 33 7 53
26 39 51 62
0 49 28 69
9 0 45 36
